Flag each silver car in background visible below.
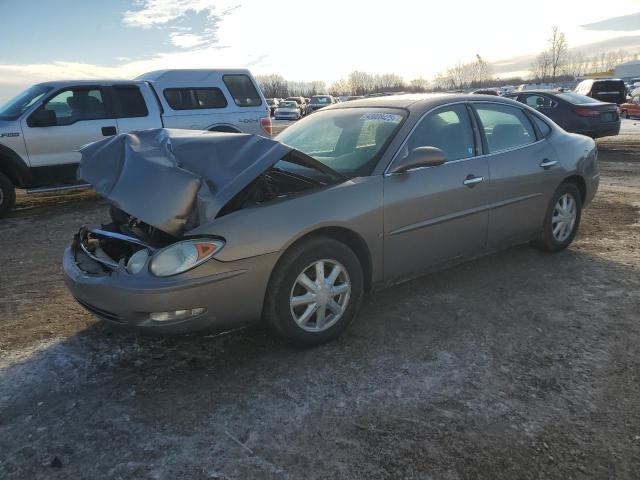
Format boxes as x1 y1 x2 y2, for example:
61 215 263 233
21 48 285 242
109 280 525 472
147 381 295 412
274 100 301 120
64 94 599 347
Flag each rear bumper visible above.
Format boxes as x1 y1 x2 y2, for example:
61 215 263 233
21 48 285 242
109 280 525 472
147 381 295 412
63 246 277 334
577 122 621 138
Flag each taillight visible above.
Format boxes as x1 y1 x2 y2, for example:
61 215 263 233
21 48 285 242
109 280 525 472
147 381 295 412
260 116 272 136
574 108 600 117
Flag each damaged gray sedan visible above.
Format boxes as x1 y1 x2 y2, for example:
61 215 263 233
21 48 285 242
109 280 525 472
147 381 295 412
64 94 599 346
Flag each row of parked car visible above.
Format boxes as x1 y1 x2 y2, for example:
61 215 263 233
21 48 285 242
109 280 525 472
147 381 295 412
267 95 342 119
471 78 630 139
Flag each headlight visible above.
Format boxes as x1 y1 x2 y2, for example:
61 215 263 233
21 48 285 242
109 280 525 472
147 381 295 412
127 248 149 274
149 239 224 277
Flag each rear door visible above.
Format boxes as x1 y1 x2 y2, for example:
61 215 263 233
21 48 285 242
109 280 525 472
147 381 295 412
21 85 118 169
471 102 564 248
111 84 162 132
383 103 491 281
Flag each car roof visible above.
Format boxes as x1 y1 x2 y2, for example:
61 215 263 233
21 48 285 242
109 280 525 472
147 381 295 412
328 93 518 112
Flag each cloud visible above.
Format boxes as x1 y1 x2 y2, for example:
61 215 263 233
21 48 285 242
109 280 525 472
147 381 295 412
169 32 209 48
582 12 640 32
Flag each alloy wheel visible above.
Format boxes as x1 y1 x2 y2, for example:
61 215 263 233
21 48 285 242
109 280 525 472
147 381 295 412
551 193 577 242
289 259 351 332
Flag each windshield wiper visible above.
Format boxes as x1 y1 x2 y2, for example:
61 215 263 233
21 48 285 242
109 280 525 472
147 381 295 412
284 149 349 183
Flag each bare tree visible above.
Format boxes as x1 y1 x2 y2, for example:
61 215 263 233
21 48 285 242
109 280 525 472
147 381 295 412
408 77 429 92
256 74 289 98
548 26 568 81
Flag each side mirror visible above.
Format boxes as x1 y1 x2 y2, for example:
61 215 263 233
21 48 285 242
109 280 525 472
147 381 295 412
388 146 446 174
28 108 57 127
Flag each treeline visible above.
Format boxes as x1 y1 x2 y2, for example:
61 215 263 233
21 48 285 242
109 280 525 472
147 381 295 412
256 72 431 98
530 26 640 82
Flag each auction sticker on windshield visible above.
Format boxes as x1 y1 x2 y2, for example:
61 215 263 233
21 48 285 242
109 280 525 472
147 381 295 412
360 112 403 123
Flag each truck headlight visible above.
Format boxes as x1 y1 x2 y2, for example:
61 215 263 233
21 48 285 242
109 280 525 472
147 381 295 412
149 239 224 277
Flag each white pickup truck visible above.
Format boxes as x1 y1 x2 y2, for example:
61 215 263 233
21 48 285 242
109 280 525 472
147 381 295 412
0 69 272 216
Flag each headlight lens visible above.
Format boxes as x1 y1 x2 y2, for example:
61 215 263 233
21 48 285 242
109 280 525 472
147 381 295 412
127 248 149 274
149 239 224 277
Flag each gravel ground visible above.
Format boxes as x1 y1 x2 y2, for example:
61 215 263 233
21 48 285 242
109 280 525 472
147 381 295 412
0 123 639 479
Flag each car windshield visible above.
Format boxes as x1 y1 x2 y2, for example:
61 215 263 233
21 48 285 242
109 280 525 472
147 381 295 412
558 92 601 105
311 96 331 104
276 108 406 177
0 85 53 120
279 101 297 108
286 98 300 103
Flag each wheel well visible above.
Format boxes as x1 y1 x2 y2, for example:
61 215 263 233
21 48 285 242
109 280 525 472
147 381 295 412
282 227 373 292
208 125 241 133
563 175 586 204
0 149 28 187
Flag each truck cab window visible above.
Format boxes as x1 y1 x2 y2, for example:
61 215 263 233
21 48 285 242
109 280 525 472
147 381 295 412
43 88 108 126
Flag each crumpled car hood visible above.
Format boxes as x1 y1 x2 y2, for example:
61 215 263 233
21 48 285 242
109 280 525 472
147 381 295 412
78 128 292 237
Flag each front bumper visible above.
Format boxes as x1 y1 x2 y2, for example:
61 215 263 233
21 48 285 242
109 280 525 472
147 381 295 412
63 245 278 334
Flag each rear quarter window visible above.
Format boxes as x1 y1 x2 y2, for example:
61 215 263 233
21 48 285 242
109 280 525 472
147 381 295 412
223 75 262 107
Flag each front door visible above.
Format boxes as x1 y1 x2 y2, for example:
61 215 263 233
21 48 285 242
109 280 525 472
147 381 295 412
21 86 118 171
383 103 491 282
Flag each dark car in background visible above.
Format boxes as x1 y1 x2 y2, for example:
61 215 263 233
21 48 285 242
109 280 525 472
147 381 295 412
506 90 620 138
306 95 336 114
574 78 627 105
266 98 280 116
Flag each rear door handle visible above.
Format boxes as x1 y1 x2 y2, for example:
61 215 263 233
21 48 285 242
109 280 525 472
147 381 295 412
101 126 117 137
463 175 484 187
540 159 557 169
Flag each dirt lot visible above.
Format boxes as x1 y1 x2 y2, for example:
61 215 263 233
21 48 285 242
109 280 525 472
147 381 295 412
1 121 639 479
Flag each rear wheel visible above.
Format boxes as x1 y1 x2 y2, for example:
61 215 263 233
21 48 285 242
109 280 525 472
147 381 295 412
532 182 582 252
622 110 630 119
0 172 16 218
264 237 364 347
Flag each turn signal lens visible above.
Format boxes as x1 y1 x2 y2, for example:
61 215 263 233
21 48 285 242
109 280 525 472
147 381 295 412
149 239 224 277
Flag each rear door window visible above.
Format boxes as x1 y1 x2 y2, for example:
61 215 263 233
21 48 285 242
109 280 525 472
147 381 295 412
114 86 148 118
474 104 536 153
163 88 227 110
522 94 555 109
223 75 262 107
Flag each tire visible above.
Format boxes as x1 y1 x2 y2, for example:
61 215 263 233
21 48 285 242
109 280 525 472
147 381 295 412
264 236 364 347
622 110 630 119
532 182 582 252
0 172 16 218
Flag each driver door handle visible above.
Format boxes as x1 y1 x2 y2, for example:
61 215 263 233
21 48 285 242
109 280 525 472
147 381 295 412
102 126 117 137
540 159 557 169
463 175 484 187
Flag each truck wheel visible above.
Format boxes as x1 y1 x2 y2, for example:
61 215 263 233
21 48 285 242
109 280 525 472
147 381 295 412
0 172 16 217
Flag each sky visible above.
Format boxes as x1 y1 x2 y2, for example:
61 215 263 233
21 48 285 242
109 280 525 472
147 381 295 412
0 0 640 103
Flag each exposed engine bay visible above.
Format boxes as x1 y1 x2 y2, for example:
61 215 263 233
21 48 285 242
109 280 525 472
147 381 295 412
73 165 323 275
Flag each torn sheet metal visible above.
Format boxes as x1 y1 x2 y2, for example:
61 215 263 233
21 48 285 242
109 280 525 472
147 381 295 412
78 129 292 236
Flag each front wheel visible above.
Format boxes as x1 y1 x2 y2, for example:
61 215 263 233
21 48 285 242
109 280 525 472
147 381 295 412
264 237 364 347
532 182 582 252
0 172 16 218
621 110 630 119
